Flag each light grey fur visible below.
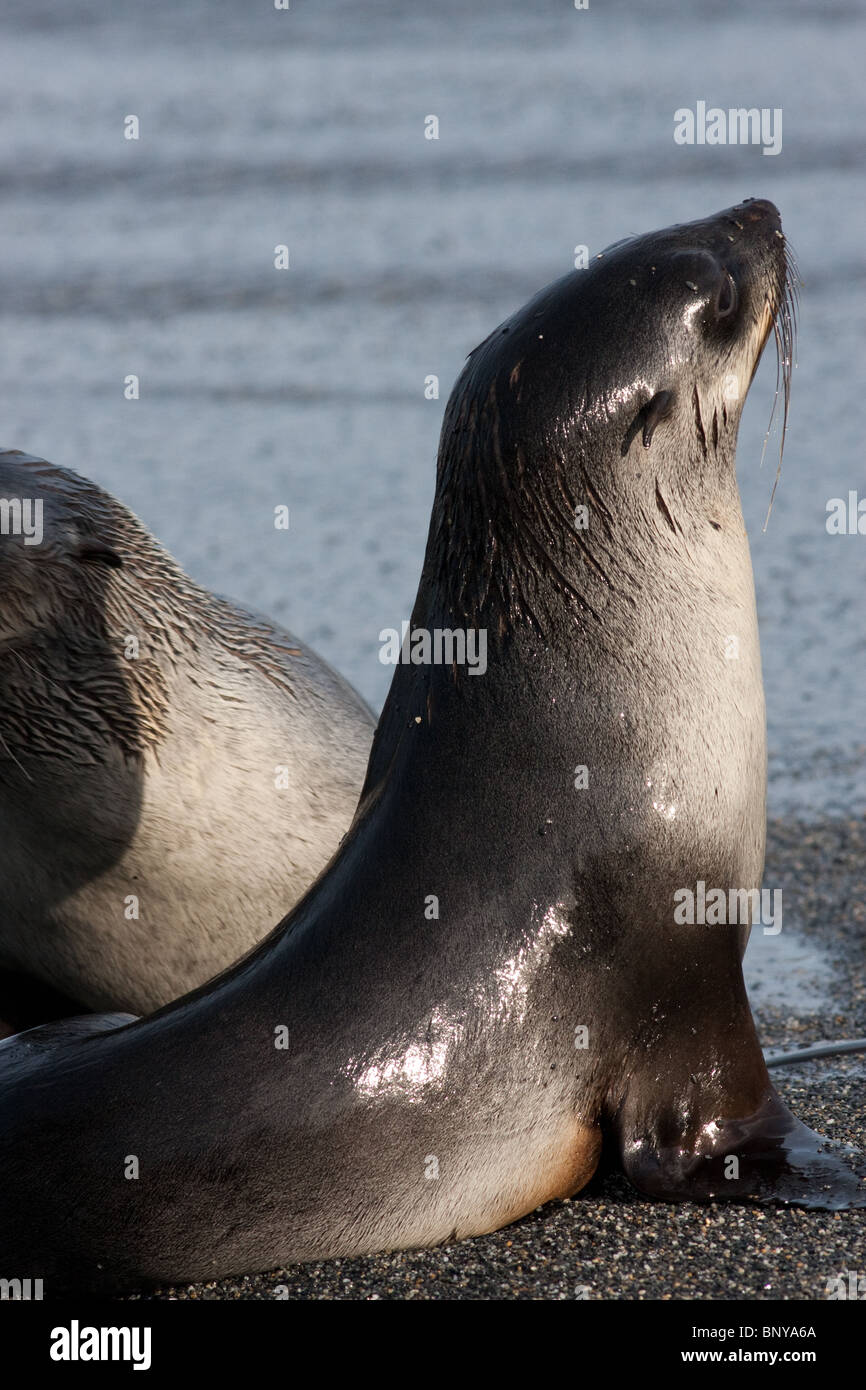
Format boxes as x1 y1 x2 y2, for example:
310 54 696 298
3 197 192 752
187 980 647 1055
0 450 375 1013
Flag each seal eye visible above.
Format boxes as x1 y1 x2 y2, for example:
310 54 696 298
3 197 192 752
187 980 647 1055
715 273 738 320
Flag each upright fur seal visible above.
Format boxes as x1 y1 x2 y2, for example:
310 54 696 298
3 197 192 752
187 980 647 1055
0 199 862 1294
0 452 374 1023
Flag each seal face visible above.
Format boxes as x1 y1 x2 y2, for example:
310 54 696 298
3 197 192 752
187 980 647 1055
0 200 861 1294
0 452 374 1022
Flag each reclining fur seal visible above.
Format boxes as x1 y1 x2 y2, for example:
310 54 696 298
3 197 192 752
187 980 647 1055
0 451 374 1024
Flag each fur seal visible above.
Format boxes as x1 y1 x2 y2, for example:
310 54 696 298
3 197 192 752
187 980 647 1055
0 199 862 1295
0 451 374 1025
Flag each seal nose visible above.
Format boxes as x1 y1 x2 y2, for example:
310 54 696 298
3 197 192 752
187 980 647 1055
733 197 781 230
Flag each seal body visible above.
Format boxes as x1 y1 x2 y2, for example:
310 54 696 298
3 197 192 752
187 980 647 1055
0 452 374 1018
0 200 862 1294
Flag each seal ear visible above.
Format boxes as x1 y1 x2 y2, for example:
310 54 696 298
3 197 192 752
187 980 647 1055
621 389 678 455
641 390 677 448
72 538 124 569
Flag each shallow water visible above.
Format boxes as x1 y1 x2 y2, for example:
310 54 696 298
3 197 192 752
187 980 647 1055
744 927 835 1017
1 0 863 824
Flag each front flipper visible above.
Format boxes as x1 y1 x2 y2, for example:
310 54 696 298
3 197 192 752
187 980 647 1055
620 1086 866 1210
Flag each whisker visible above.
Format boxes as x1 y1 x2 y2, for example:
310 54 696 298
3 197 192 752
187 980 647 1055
762 242 799 532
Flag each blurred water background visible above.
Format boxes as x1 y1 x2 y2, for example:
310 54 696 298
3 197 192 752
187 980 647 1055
1 0 863 819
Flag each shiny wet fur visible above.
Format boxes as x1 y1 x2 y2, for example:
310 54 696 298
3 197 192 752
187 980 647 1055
0 199 862 1294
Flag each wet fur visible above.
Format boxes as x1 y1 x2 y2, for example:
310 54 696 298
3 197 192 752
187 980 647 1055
0 201 862 1295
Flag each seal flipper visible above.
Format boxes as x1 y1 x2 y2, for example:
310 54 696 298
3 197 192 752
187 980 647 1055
619 1085 866 1211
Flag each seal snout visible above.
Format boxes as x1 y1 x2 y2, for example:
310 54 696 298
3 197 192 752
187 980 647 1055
698 198 797 521
701 200 793 374
733 196 781 228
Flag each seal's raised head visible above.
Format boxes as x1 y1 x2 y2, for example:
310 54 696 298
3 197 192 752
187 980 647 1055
458 196 790 462
430 199 795 636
